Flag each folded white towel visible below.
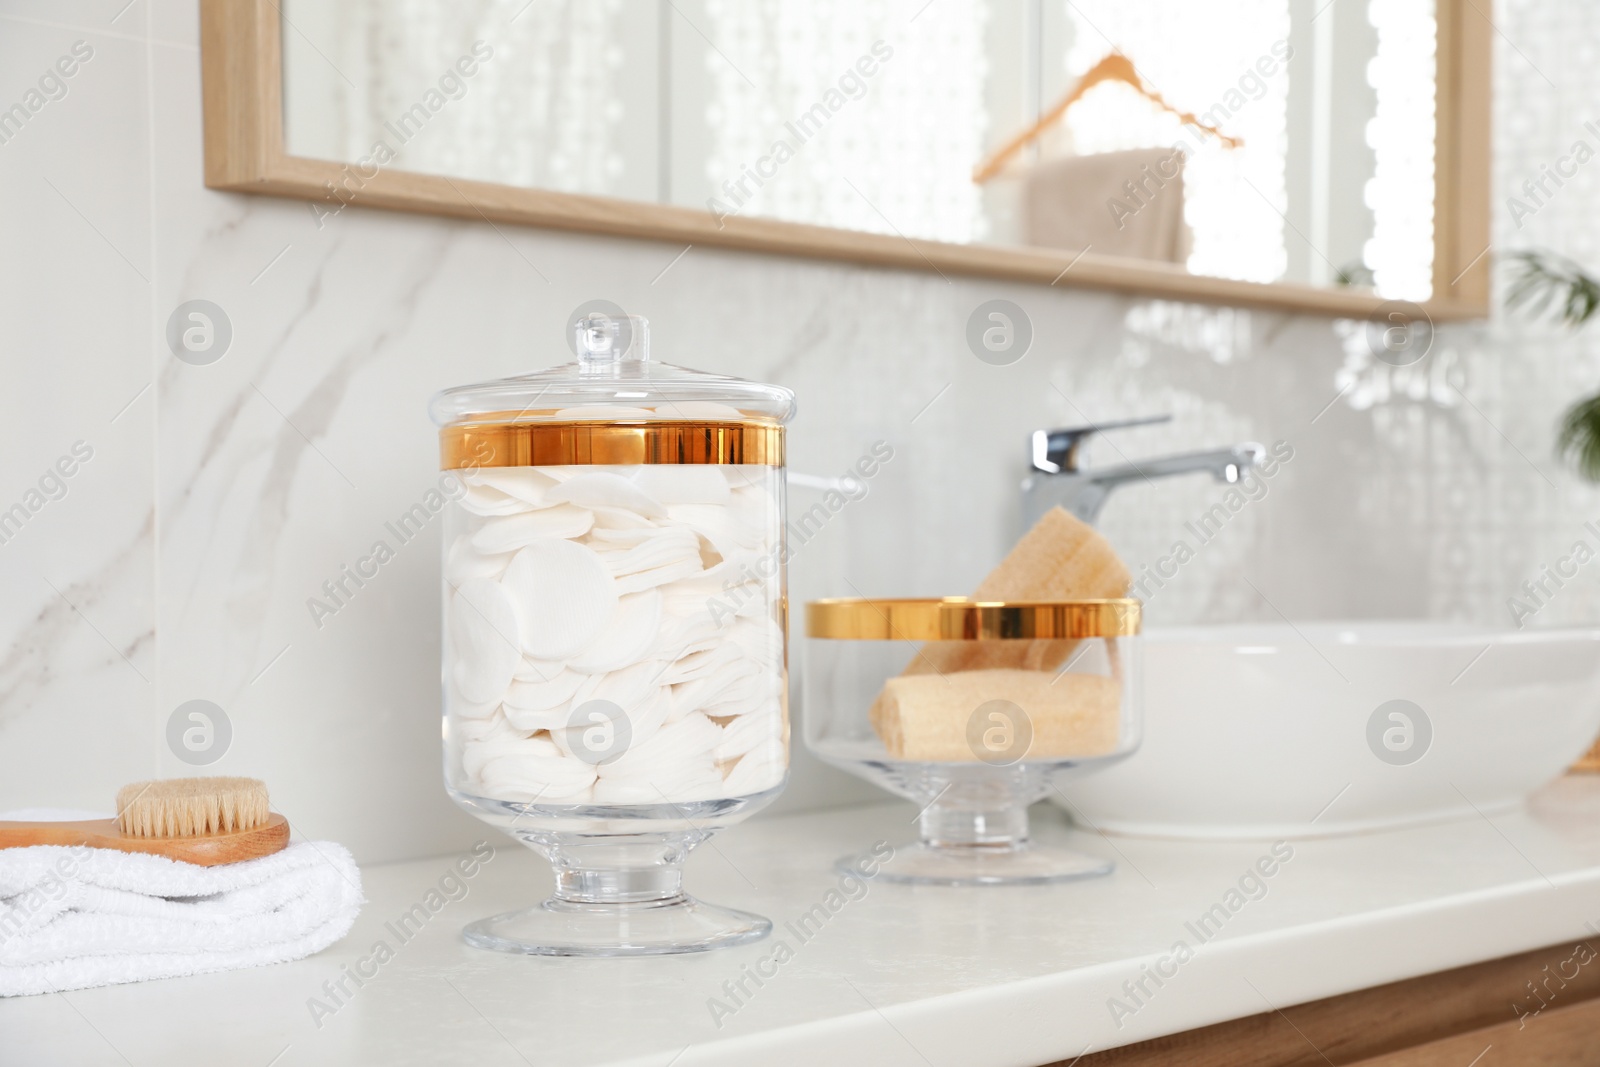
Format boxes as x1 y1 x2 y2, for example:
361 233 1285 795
0 835 364 997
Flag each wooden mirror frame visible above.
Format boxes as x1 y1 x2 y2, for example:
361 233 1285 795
200 0 1491 321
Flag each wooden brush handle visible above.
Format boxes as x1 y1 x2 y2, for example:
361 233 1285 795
0 813 289 866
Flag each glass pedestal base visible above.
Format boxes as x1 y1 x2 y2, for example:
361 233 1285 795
837 770 1116 886
463 895 771 957
838 840 1111 886
458 828 772 957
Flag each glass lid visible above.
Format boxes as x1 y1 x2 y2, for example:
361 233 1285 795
430 312 796 428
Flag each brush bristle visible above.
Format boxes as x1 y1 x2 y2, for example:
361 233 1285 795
115 777 270 837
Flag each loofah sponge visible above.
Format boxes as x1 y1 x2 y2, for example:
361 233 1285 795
870 669 1121 761
869 507 1132 760
903 507 1130 676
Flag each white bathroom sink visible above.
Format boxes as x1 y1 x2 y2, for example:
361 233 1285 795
1053 622 1600 838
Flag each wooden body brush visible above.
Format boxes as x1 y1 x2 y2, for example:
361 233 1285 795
0 777 289 866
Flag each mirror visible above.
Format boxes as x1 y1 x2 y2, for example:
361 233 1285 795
204 0 1487 317
283 0 1443 300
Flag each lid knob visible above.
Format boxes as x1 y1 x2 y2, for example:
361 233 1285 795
576 313 650 365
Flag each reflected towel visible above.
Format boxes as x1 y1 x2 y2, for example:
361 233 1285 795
0 830 362 997
1021 147 1191 264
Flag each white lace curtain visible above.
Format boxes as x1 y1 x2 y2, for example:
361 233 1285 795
330 0 626 194
702 0 991 244
1364 1 1437 300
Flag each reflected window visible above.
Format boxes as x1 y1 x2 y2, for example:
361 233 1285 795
1058 0 1292 285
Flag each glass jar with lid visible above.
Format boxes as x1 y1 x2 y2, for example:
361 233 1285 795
430 311 793 955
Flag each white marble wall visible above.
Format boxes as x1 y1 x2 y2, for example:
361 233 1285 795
2 0 1598 864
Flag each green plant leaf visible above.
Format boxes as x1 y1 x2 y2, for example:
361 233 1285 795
1558 393 1600 481
1507 250 1600 330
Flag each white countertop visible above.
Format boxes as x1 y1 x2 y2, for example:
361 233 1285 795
10 778 1600 1067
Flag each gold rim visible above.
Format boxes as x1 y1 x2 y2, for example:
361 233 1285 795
805 597 1141 640
441 420 784 468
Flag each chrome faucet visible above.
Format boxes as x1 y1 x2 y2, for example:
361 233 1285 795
1021 415 1266 527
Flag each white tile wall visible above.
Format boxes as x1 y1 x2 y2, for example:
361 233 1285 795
2 0 1598 864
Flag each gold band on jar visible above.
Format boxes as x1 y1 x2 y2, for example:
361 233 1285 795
805 597 1141 640
440 420 785 468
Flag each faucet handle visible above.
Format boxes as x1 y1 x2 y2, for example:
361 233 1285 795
1031 414 1173 473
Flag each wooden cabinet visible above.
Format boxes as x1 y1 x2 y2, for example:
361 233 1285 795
1064 941 1600 1065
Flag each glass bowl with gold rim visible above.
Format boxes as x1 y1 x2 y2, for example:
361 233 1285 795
429 310 793 956
804 596 1142 885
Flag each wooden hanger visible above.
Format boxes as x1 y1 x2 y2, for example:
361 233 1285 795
972 52 1242 184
